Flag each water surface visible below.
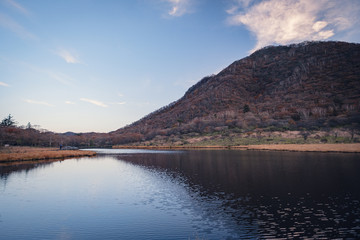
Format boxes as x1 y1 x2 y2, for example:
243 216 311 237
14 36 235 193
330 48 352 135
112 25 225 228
1 149 359 239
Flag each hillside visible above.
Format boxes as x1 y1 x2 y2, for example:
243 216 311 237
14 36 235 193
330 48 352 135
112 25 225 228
112 41 360 144
1 41 359 148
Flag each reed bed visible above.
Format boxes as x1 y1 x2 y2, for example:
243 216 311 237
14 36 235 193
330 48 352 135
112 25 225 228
0 146 96 162
113 145 230 150
113 143 360 153
241 143 360 153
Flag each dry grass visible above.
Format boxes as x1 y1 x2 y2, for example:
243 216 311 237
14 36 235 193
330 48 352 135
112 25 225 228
236 143 360 153
0 146 96 162
114 143 360 153
113 145 230 150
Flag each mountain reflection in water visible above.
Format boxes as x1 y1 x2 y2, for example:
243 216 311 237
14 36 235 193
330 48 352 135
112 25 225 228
1 149 359 239
117 150 360 239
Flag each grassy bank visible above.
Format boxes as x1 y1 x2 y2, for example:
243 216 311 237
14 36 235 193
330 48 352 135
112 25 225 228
113 129 360 153
113 145 231 150
239 143 360 153
0 146 96 163
113 143 360 153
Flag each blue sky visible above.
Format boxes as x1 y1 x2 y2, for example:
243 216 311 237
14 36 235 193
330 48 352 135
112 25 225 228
1 0 359 133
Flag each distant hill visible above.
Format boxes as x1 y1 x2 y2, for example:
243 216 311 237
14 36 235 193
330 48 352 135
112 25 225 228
62 132 77 136
113 41 360 142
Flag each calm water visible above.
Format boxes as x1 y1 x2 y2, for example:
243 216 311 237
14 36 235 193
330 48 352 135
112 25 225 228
1 149 360 239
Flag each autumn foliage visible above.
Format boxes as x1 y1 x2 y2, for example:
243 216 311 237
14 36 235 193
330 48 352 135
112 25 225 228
114 41 360 142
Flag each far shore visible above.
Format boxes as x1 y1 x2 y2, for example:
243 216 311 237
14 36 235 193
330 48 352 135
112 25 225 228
239 143 360 153
113 143 360 153
0 146 96 163
1 143 359 165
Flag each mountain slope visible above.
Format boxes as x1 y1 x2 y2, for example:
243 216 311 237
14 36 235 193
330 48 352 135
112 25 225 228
114 41 360 141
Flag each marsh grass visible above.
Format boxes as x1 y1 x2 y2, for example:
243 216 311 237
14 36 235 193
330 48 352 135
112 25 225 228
117 129 359 150
0 146 96 162
242 143 360 152
114 143 360 152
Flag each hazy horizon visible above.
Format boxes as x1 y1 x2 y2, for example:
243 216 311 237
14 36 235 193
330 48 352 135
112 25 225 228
1 0 360 133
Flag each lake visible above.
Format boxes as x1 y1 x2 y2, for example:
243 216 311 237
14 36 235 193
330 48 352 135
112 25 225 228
1 149 360 239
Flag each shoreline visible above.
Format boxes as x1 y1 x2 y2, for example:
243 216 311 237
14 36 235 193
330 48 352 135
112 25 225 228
113 143 360 153
1 143 359 164
0 147 96 163
241 143 360 153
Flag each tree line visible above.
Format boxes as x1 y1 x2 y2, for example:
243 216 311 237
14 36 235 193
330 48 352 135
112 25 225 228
0 114 144 147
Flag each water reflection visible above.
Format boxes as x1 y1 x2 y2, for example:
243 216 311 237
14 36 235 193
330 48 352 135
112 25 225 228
1 150 360 239
117 150 360 197
1 155 243 239
0 160 60 188
117 150 360 239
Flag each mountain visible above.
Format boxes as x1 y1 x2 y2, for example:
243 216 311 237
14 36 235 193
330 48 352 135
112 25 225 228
113 41 360 142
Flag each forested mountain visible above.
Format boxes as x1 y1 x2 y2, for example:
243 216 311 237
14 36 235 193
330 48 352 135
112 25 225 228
113 41 360 142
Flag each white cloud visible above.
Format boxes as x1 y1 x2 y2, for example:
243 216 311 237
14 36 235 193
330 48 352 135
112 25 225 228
55 49 81 64
312 21 327 32
110 102 126 105
46 71 74 86
25 99 54 107
226 0 252 14
0 81 10 87
0 13 37 40
227 0 360 52
80 98 108 108
65 101 75 105
5 0 30 16
163 0 192 17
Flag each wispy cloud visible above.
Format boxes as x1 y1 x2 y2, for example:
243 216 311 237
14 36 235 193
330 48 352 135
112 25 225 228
80 98 108 108
20 62 74 86
5 0 30 16
110 102 126 105
226 0 252 14
46 71 74 86
0 81 10 87
227 0 360 52
55 49 81 64
0 13 37 40
25 99 54 107
163 0 192 17
65 101 75 105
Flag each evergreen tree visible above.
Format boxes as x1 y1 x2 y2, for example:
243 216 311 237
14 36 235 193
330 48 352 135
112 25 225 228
1 114 17 127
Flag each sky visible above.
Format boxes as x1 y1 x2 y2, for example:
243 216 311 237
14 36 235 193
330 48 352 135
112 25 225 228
1 0 359 133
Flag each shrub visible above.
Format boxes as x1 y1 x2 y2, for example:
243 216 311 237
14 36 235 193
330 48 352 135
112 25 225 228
291 114 301 121
243 104 250 113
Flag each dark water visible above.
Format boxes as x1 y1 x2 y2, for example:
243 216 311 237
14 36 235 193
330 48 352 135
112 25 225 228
1 149 359 239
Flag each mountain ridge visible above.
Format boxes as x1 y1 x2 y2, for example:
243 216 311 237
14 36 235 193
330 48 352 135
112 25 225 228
2 41 359 147
113 41 360 143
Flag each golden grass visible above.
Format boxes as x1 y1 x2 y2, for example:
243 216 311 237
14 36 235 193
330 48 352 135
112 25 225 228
238 143 360 153
113 145 229 150
0 146 96 162
114 143 360 153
